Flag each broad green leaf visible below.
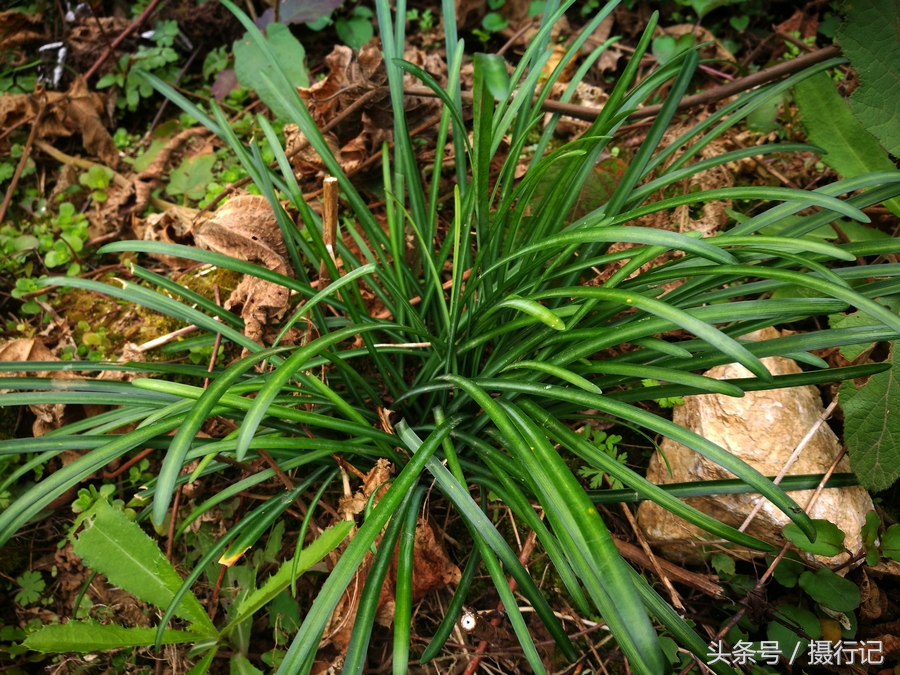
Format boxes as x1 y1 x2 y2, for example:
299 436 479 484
710 553 735 577
131 138 168 173
798 568 861 612
335 7 374 49
766 604 820 660
861 510 881 567
165 153 216 201
770 551 805 588
72 501 216 635
881 523 900 561
481 12 508 32
224 521 352 634
793 71 900 216
828 297 900 361
782 519 845 557
24 620 197 653
474 53 509 101
837 0 900 156
233 23 309 119
840 342 900 491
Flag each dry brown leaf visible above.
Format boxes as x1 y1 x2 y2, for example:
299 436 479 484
191 195 293 348
64 16 132 75
0 76 117 166
292 43 444 175
111 127 209 219
0 10 49 52
0 338 78 437
860 569 889 622
455 0 485 30
775 10 819 41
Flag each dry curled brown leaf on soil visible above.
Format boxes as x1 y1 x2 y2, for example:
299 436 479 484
289 42 445 177
0 337 82 438
0 76 117 166
191 195 293 349
0 10 49 54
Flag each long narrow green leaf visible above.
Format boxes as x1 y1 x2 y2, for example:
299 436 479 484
277 423 450 675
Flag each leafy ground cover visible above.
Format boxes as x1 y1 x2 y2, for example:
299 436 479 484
1 0 900 674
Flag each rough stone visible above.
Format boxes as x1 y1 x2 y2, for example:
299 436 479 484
636 352 873 567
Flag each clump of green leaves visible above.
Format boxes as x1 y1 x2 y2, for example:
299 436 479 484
642 379 684 408
97 20 181 111
577 426 626 489
0 201 88 284
78 166 114 203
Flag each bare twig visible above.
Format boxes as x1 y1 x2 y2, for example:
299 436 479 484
404 44 842 122
84 0 165 81
738 399 839 533
319 176 339 286
0 85 46 224
679 447 849 675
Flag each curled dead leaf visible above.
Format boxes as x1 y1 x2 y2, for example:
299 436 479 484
0 76 117 166
191 195 293 348
0 11 49 53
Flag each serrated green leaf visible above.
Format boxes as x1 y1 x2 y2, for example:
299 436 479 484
166 154 216 201
840 342 900 491
233 22 309 119
23 620 197 653
793 71 900 216
828 298 900 360
710 553 735 577
798 568 860 612
881 523 900 561
223 521 352 635
72 501 216 635
837 0 900 156
782 519 845 556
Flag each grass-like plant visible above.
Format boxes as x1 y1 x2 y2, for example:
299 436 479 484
3 0 900 673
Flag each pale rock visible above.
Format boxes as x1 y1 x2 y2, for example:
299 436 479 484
636 354 873 567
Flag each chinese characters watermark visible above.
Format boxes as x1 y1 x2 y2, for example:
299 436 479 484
706 640 884 667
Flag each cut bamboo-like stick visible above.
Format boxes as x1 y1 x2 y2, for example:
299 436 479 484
319 176 339 287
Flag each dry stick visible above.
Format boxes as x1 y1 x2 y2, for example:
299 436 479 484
618 501 685 610
83 0 164 81
737 398 840 533
257 448 295 490
33 139 176 211
405 44 841 123
677 446 850 675
0 87 46 225
203 286 223 389
611 536 726 600
166 483 183 563
319 176 339 286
